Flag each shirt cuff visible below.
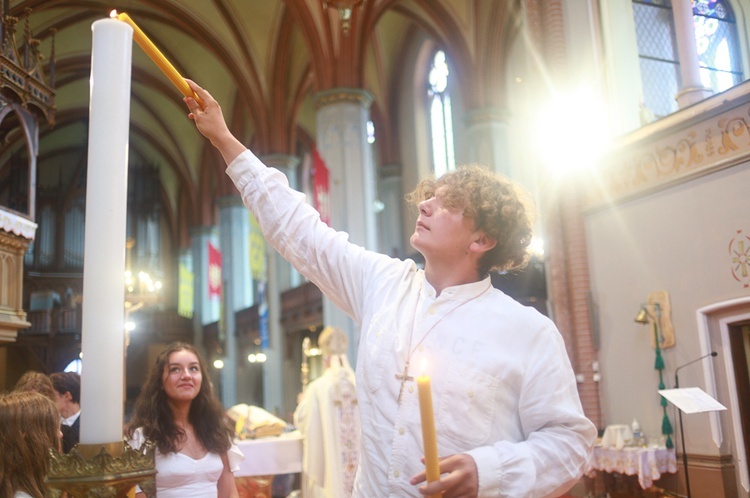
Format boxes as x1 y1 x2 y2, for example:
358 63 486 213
464 446 502 498
225 149 262 189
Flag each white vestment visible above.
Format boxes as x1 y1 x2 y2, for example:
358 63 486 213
294 355 360 498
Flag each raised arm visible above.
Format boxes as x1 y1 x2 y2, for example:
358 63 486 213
184 79 246 165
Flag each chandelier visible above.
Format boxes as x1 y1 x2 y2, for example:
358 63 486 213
323 0 365 33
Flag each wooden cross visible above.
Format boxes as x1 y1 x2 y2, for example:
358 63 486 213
395 361 414 404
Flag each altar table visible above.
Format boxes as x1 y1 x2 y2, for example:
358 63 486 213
234 431 303 498
587 445 677 490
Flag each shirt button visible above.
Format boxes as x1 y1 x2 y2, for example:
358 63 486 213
399 428 405 435
394 470 400 478
408 386 414 393
428 307 436 315
467 389 474 398
418 345 424 352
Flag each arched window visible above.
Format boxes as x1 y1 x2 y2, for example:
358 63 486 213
632 0 680 118
633 0 743 120
693 0 742 92
428 50 455 178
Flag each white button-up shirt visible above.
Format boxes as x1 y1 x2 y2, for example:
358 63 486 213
227 150 596 498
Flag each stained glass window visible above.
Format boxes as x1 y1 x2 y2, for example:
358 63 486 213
428 50 455 178
632 0 743 121
693 0 742 92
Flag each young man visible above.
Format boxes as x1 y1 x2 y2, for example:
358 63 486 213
50 371 81 453
185 80 596 498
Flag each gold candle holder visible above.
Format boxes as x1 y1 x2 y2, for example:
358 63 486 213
46 440 157 498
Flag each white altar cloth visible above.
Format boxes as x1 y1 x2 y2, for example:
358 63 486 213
234 431 303 477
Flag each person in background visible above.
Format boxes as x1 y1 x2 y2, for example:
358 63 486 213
0 390 62 498
294 326 360 498
185 80 596 498
51 371 81 453
127 341 243 498
14 371 56 402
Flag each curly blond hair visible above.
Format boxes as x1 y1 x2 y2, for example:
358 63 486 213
406 164 535 276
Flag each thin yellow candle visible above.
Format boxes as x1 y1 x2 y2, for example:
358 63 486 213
417 358 442 498
112 11 204 108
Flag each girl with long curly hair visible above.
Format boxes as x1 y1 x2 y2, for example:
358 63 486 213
127 342 243 498
0 390 62 498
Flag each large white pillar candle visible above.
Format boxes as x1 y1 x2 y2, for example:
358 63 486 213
79 18 133 445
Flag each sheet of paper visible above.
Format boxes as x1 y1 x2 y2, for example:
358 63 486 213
658 387 727 414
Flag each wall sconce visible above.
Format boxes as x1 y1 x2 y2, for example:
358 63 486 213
634 290 675 349
634 290 676 449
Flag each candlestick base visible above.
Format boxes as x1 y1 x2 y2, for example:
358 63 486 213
46 440 157 498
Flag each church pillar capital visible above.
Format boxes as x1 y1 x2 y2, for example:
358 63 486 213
463 106 512 127
314 87 374 109
259 154 300 191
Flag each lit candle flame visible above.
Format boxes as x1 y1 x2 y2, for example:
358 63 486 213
110 10 118 19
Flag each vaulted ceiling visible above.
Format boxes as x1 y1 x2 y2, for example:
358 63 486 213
11 0 523 250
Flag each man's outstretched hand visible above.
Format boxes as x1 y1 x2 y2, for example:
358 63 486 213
184 79 245 165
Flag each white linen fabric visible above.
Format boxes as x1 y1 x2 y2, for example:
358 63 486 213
129 428 244 498
227 150 597 498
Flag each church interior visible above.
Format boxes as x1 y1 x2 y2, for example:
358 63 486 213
1 0 749 497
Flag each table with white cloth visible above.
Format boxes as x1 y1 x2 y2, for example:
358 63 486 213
587 445 678 490
234 431 303 498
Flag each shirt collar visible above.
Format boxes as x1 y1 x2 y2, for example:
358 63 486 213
421 274 492 301
62 410 80 426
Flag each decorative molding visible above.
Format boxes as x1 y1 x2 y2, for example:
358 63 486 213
313 87 373 110
729 230 750 288
586 81 750 210
0 9 56 126
0 207 37 240
47 440 157 498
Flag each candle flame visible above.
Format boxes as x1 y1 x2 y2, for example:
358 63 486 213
420 357 428 375
110 10 118 18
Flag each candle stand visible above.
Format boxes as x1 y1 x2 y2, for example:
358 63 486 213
46 441 156 498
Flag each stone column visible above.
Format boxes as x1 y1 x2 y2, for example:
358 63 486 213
258 154 300 415
672 0 713 107
378 163 404 257
313 88 377 366
462 107 512 177
217 195 254 407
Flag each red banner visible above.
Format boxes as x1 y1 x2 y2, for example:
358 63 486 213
207 242 222 298
312 147 330 226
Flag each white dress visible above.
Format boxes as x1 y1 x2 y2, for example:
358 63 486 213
129 427 244 498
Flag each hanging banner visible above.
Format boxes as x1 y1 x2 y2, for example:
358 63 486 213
312 147 330 226
258 281 269 349
178 262 194 318
249 213 265 280
207 242 222 298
